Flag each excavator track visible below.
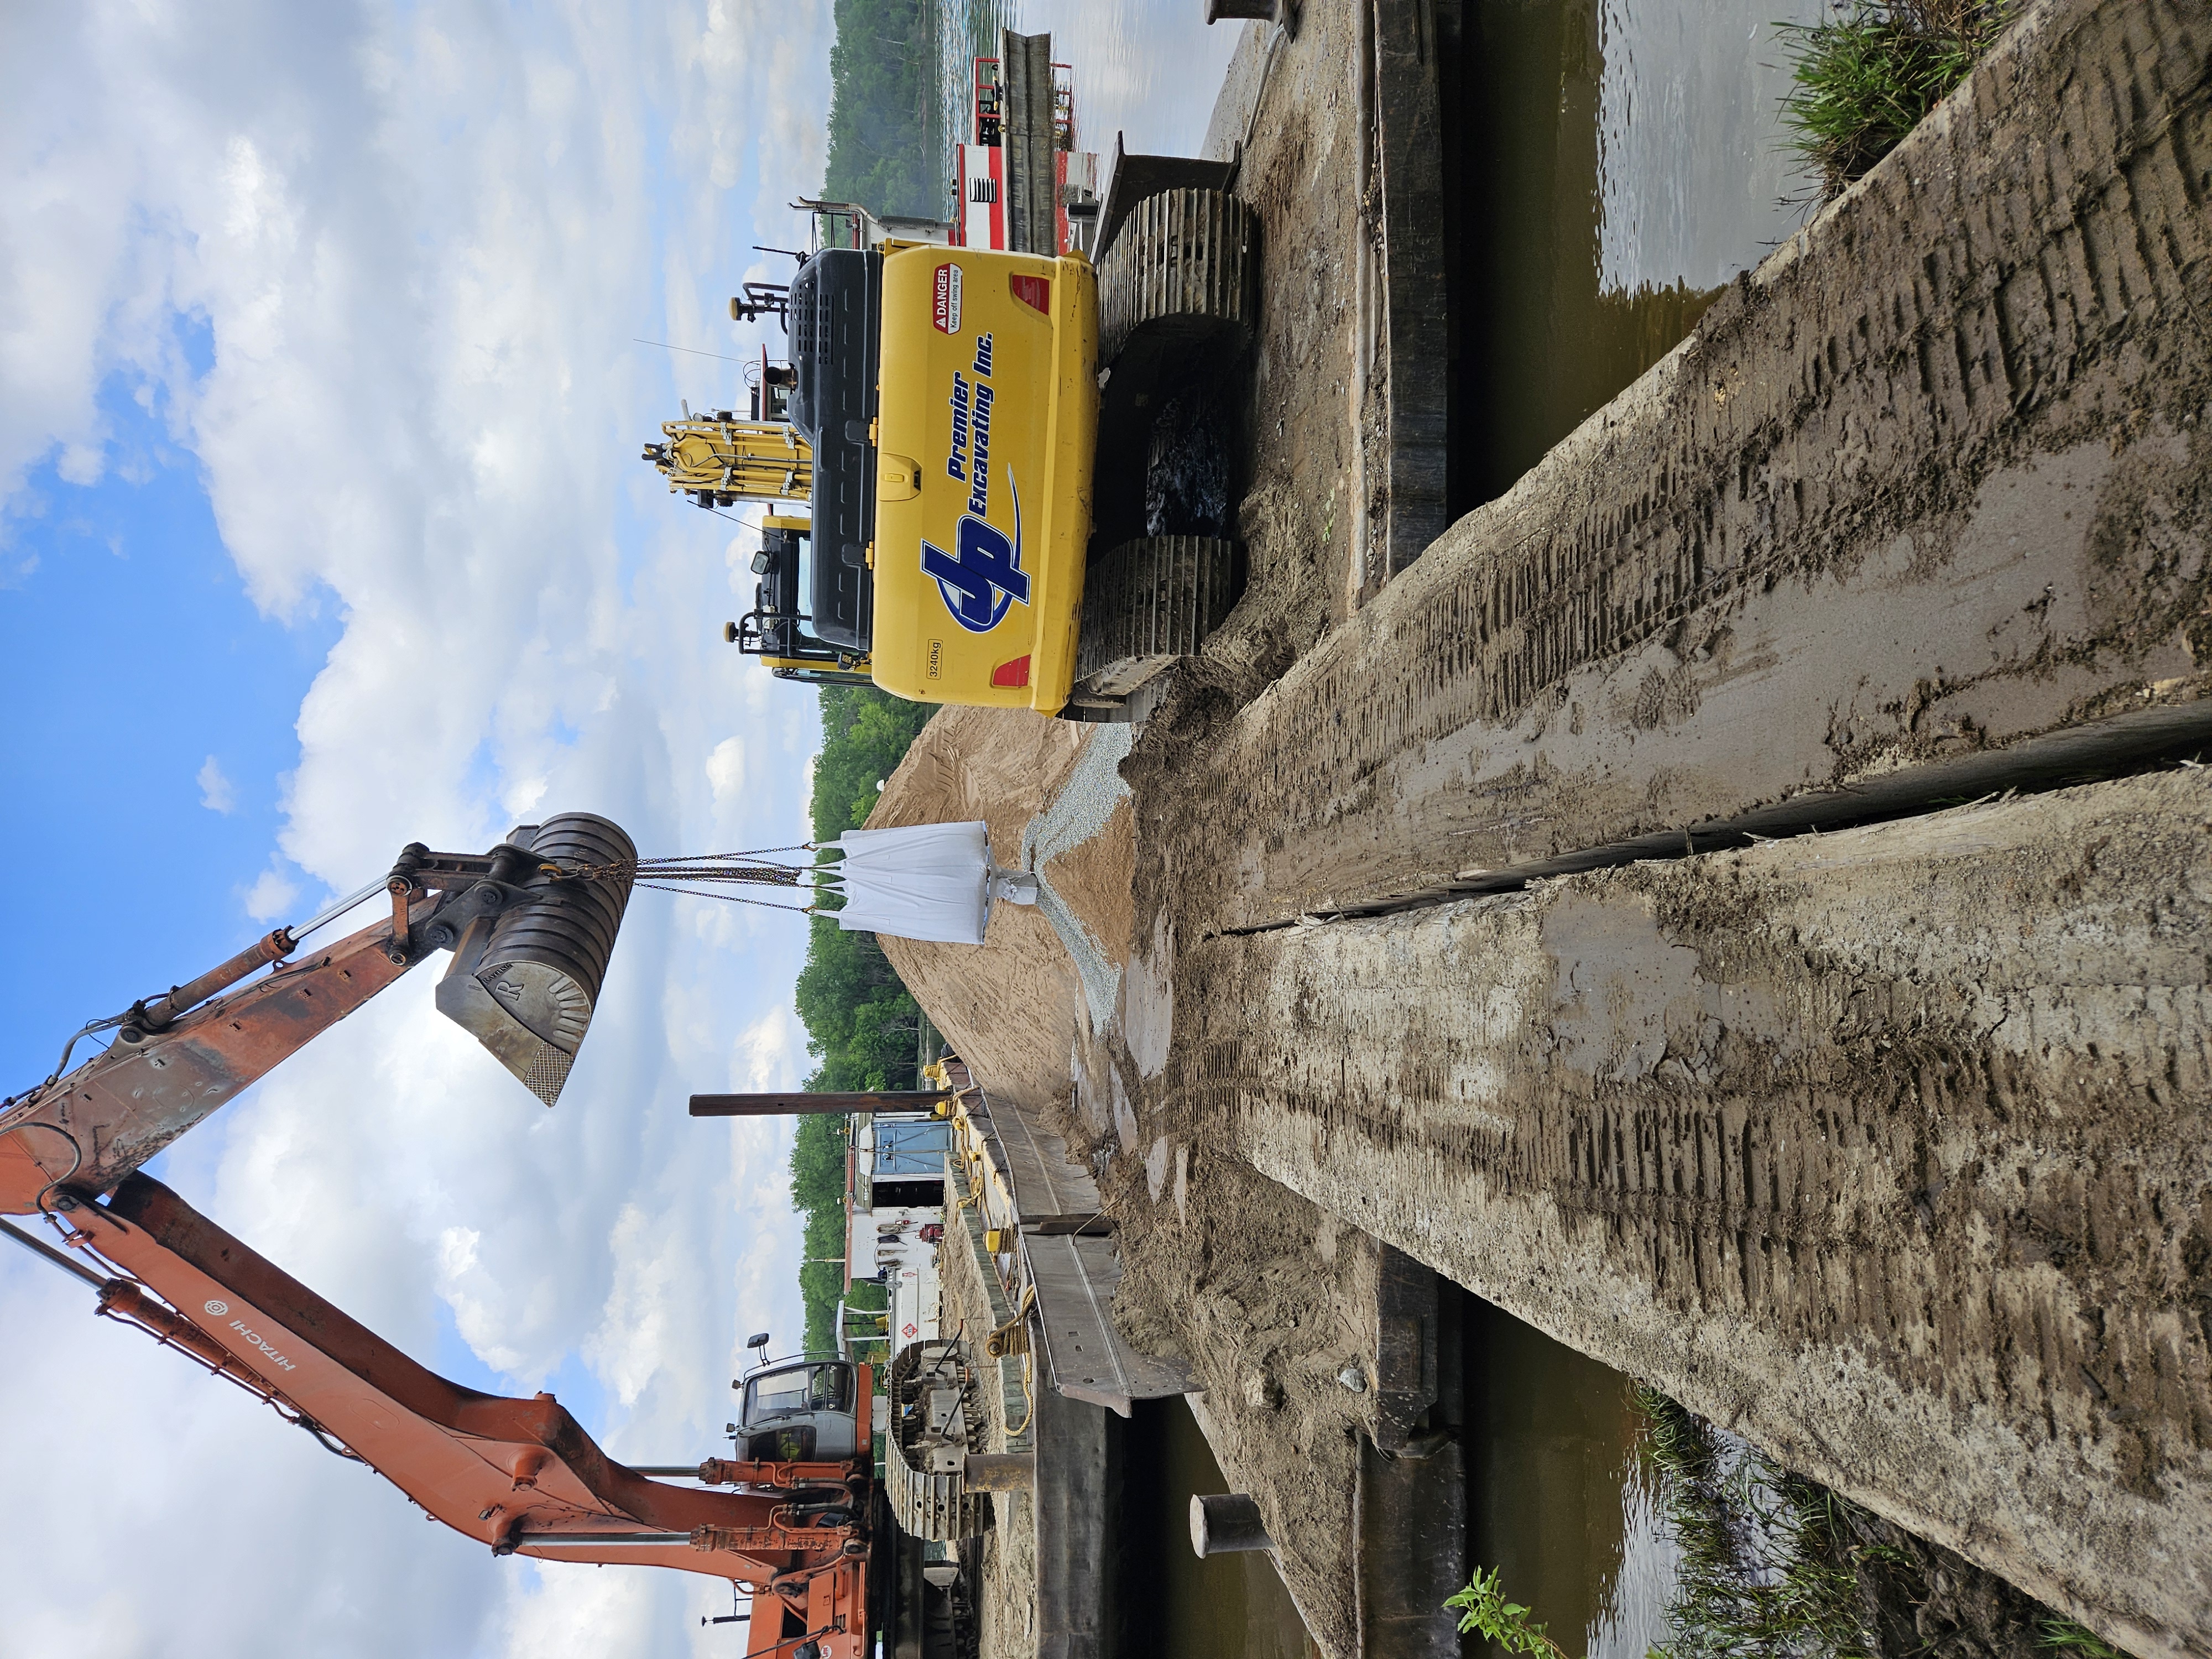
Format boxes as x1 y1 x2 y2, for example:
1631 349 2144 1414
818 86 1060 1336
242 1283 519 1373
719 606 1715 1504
1072 535 1240 705
1097 187 1256 369
1072 187 1254 719
885 1340 993 1541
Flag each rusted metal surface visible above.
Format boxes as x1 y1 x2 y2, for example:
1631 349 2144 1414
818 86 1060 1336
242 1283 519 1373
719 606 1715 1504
96 1277 289 1399
3 816 641 1209
0 910 422 1215
137 928 296 1031
689 1091 949 1116
79 1173 857 1589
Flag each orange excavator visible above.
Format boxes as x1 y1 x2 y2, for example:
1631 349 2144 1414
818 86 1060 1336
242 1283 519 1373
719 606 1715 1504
0 812 875 1658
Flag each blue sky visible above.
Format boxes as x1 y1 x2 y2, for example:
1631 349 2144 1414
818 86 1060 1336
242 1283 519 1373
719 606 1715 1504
0 2 1240 1653
0 3 834 1653
3 354 341 1082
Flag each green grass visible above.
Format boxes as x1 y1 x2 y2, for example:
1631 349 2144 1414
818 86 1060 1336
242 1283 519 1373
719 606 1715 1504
1778 1 2013 199
1632 1386 1872 1659
2039 1620 2126 1659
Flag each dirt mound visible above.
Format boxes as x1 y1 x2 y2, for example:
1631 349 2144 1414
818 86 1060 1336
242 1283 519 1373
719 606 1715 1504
869 706 1098 1109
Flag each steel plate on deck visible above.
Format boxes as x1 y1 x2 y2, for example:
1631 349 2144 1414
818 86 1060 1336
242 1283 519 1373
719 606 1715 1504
1023 1233 1193 1416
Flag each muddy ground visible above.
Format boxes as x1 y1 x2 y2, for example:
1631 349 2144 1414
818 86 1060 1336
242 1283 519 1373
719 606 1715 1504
1125 2 2209 1650
877 708 1394 1659
876 1 2211 1656
869 708 1098 1107
1133 0 2212 935
877 28 1397 1636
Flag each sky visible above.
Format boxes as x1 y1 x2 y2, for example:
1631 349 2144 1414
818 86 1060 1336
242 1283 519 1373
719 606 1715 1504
0 2 834 1653
0 2 1236 1652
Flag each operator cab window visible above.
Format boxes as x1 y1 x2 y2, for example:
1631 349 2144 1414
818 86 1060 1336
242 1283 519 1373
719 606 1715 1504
742 1361 851 1426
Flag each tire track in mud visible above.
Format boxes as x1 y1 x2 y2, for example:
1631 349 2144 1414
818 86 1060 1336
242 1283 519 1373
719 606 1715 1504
1173 770 2212 1659
1131 0 2212 936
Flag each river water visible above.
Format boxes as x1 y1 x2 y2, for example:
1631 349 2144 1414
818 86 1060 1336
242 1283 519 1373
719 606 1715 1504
1124 1395 1321 1659
931 0 1236 173
1456 0 1826 504
915 1 1825 1654
1467 1294 1680 1659
933 0 1823 509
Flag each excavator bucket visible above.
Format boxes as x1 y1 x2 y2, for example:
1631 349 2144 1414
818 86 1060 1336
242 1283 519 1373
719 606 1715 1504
435 813 635 1105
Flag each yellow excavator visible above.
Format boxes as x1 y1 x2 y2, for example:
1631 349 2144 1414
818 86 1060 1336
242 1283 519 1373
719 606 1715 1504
644 108 1254 721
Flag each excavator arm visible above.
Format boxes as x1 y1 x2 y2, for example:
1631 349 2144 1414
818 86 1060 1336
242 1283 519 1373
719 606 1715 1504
0 810 875 1654
15 1173 867 1593
0 907 421 1215
0 813 635 1217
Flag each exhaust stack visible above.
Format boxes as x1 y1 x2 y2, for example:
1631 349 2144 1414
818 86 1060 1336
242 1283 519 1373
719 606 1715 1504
435 813 635 1105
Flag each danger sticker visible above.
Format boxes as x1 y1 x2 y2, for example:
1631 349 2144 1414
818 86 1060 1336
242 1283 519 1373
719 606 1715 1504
932 262 963 334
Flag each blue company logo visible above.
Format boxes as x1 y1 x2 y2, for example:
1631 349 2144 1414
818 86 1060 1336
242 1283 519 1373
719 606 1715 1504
922 477 1028 633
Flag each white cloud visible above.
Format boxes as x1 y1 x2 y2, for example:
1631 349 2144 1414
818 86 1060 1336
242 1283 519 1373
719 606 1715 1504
242 864 300 920
0 0 831 1652
736 1002 800 1091
706 734 747 801
494 1564 661 1659
504 775 550 819
588 1203 680 1406
197 754 236 813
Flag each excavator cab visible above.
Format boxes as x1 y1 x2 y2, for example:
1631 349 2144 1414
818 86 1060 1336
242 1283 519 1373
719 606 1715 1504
736 1349 862 1463
725 515 874 686
750 360 796 424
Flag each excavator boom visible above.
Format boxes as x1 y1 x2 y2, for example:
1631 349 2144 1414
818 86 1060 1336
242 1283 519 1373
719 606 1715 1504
0 813 634 1216
1 807 875 1653
46 1173 860 1587
0 909 418 1215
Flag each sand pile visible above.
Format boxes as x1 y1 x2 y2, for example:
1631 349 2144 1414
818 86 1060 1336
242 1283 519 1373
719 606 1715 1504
869 706 1131 1110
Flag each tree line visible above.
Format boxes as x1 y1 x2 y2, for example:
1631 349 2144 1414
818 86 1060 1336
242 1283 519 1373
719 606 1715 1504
790 684 936 1353
823 0 942 221
785 0 948 1357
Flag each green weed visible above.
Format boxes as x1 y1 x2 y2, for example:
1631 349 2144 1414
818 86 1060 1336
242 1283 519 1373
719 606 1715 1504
1778 2 2013 199
1447 1566 1579 1659
1632 1386 1873 1659
2038 1620 2125 1659
1451 1388 2114 1659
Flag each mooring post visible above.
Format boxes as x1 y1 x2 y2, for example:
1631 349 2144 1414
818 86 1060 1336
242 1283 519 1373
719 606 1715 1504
1189 1493 1272 1557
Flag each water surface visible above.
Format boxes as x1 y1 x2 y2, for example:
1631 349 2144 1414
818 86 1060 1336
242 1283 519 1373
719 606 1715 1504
1122 1395 1319 1659
1465 1296 1679 1659
1455 0 1825 505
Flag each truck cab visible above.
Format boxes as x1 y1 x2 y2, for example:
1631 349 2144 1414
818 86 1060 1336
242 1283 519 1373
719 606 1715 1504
736 1353 863 1464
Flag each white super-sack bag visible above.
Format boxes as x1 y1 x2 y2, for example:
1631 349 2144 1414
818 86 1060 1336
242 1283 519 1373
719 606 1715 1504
824 820 1039 946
